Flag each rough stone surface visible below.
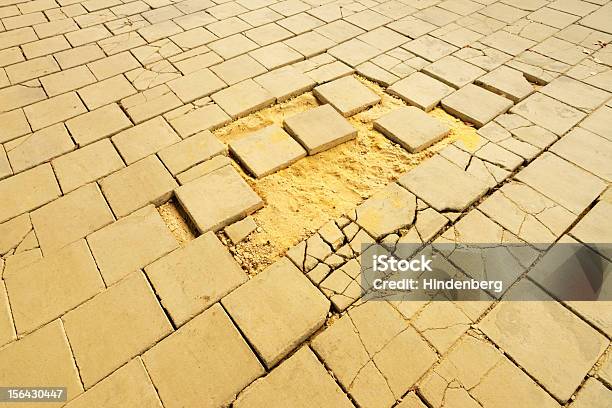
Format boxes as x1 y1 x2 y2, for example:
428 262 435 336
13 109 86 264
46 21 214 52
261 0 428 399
313 76 381 116
442 84 513 127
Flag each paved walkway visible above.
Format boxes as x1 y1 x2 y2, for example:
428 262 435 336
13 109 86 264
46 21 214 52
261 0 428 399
0 0 611 406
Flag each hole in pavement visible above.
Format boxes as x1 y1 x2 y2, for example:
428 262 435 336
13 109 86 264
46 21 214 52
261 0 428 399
157 199 197 246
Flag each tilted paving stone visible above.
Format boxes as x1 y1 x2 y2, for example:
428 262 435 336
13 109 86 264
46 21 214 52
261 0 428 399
86 205 179 285
158 130 225 175
506 50 570 85
475 65 535 102
441 83 513 127
540 75 611 113
4 239 104 335
175 165 263 233
99 155 178 218
422 55 486 89
66 103 132 147
234 346 355 408
222 257 329 368
144 231 247 326
387 71 454 111
305 60 355 84
313 75 380 116
229 125 306 178
143 303 265 408
0 321 84 404
356 61 401 87
164 103 231 138
175 155 232 185
112 116 181 165
224 215 257 244
62 270 173 388
211 79 275 119
283 104 357 154
374 106 451 153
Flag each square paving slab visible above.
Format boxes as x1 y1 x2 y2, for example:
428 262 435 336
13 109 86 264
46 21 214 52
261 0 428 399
387 71 454 111
312 76 381 116
442 84 513 127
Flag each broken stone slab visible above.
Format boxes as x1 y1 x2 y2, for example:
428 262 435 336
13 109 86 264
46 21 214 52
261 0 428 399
158 130 226 176
175 165 263 233
224 216 257 244
0 213 32 256
441 84 513 128
312 75 381 116
475 65 534 102
283 104 357 155
176 155 232 185
374 106 451 152
229 125 306 178
387 71 455 111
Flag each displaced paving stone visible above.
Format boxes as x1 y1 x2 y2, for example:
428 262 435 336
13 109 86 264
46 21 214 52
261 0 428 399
52 139 125 193
145 231 246 326
6 123 75 173
31 183 114 254
4 239 104 335
516 152 606 214
112 116 181 165
388 71 454 111
254 65 316 102
0 163 61 224
313 76 380 116
398 155 489 212
158 130 225 175
225 216 257 244
442 84 513 127
66 103 132 147
143 303 265 408
176 155 232 185
212 79 275 119
423 55 486 88
374 106 450 153
475 65 534 102
283 104 357 155
234 346 354 408
64 357 163 408
222 257 329 367
550 127 611 181
99 155 178 218
175 165 263 233
479 279 608 402
229 125 306 178
403 35 458 62
87 205 179 285
0 281 16 346
62 271 172 388
0 320 83 404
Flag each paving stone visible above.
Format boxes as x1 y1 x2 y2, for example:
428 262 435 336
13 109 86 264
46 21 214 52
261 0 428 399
398 154 489 212
375 106 451 154
40 65 97 97
579 2 612 35
99 155 178 218
4 239 104 335
313 76 380 117
0 280 16 346
0 163 61 224
387 71 454 111
78 74 137 110
413 301 472 353
475 65 534 102
175 165 263 233
63 271 172 388
5 55 59 84
254 65 315 101
52 139 125 193
442 83 513 127
224 216 257 243
531 37 586 65
469 141 524 171
283 104 357 155
402 35 458 62
23 91 87 131
479 279 607 402
315 20 364 43
480 30 536 56
550 127 612 181
121 85 183 124
234 346 354 408
423 55 486 88
396 393 428 408
356 61 400 87
328 38 381 67
87 205 178 285
570 378 611 408
249 41 303 70
0 213 32 257
66 103 132 146
223 257 329 367
283 31 335 57
510 93 585 135
176 155 232 185
112 116 180 165
63 357 163 408
6 123 75 173
212 79 275 119
541 75 610 113
166 68 226 103
580 105 612 141
158 130 225 175
570 200 612 259
0 320 83 404
0 83 47 113
516 152 606 214
229 125 305 178
305 60 355 84
0 109 30 144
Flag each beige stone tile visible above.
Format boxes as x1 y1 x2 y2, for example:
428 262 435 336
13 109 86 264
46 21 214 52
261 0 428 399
0 83 47 112
24 91 87 131
63 271 172 388
3 11 47 30
0 144 11 181
121 84 182 123
0 320 83 406
66 103 132 147
170 26 216 49
34 17 78 38
570 377 611 408
413 301 471 353
54 43 105 69
65 24 112 46
143 303 265 408
98 32 147 55
0 163 60 223
165 103 230 137
4 239 105 334
0 47 25 68
211 78 274 119
138 20 183 42
6 123 75 173
64 357 163 408
78 74 137 110
0 27 37 50
31 183 115 254
0 109 30 144
208 33 258 59
87 204 178 284
0 214 35 255
22 35 71 59
88 51 141 80
158 130 225 175
145 231 246 326
2 248 42 278
175 155 232 184
167 68 226 103
0 280 16 346
111 116 179 164
211 54 267 85
40 65 97 96
254 65 315 102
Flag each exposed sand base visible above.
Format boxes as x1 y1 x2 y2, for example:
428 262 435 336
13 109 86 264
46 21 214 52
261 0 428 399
157 200 196 247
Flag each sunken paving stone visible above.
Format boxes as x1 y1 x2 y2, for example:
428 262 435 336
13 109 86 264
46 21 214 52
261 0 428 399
312 76 381 116
86 205 179 285
175 165 263 233
283 104 357 155
422 55 486 89
234 347 354 408
99 155 178 218
475 65 535 102
387 71 454 111
441 84 513 127
398 155 489 212
4 239 105 335
374 106 451 153
222 257 329 368
229 125 306 178
144 231 247 326
142 303 265 408
158 130 226 175
211 79 275 119
62 270 173 389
